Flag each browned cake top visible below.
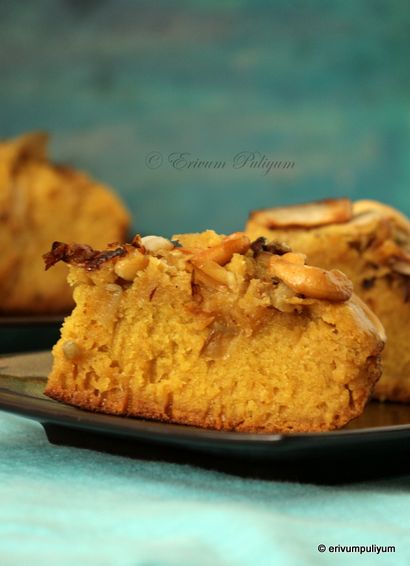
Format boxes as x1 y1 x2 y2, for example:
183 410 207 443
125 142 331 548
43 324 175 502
249 198 410 278
249 198 410 231
44 231 354 304
249 198 353 228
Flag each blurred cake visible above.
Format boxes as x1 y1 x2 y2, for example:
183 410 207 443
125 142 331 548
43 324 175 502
0 132 130 313
44 230 384 432
247 198 410 402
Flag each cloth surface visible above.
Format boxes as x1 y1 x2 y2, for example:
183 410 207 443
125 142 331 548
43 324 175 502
0 412 409 566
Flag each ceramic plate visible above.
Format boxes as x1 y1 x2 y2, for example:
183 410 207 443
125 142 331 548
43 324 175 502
0 315 66 326
1 351 410 482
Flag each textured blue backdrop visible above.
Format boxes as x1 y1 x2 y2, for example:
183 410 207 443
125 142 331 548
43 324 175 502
0 0 409 237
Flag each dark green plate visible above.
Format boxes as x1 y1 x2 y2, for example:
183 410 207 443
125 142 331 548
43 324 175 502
0 315 66 326
1 351 410 483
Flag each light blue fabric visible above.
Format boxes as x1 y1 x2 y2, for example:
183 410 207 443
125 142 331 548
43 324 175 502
1 412 409 566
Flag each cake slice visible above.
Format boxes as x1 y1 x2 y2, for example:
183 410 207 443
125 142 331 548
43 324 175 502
0 132 130 313
247 198 410 402
43 231 385 432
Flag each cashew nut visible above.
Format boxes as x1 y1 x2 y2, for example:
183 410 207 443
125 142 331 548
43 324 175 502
279 252 306 265
141 235 174 253
190 232 250 267
269 257 353 302
193 260 235 288
249 198 353 228
114 250 149 280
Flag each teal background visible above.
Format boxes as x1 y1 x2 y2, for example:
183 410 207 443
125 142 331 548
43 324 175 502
1 0 409 237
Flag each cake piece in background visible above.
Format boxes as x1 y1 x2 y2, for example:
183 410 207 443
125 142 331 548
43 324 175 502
247 198 410 402
0 132 130 313
44 230 384 433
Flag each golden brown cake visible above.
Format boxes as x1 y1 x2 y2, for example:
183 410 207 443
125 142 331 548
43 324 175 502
44 231 384 432
247 198 410 402
0 132 130 313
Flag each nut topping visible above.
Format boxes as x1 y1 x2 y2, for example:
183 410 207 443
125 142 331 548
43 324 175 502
189 232 250 288
190 232 250 266
114 250 149 280
279 252 306 265
141 235 174 253
269 256 353 302
193 260 235 288
62 340 81 360
249 198 353 228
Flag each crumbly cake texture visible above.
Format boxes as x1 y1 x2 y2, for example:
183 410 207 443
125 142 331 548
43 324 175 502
247 198 410 402
0 132 130 313
44 231 384 433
